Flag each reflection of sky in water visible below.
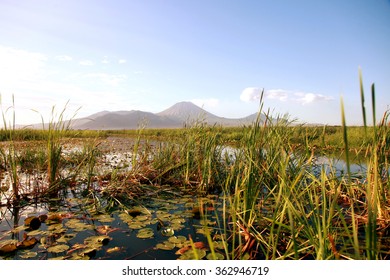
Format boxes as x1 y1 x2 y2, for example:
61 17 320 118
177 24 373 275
314 156 367 178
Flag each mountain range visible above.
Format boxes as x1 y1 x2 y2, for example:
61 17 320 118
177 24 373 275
67 101 262 130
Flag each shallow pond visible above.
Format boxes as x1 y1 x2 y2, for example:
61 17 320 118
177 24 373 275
1 189 225 260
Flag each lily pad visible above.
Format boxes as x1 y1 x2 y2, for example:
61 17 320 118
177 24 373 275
17 236 38 249
0 241 17 254
135 215 150 222
212 241 225 250
177 248 207 260
96 225 118 235
47 244 70 253
155 241 175 251
20 251 38 259
56 233 76 243
47 224 64 232
128 221 145 229
106 247 121 254
170 223 184 231
136 228 154 239
80 247 97 258
95 214 114 223
26 230 46 236
206 252 225 260
84 235 111 246
118 212 133 223
168 236 187 244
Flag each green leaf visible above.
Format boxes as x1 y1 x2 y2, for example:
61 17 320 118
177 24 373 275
136 228 154 239
47 244 69 253
156 241 175 251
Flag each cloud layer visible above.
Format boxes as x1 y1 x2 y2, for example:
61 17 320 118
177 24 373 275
240 87 333 105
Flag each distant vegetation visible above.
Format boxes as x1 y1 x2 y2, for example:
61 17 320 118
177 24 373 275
0 125 377 158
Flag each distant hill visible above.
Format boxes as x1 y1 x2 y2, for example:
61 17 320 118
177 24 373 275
30 101 266 130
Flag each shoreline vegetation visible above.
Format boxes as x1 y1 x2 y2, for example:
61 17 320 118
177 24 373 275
0 77 389 260
0 125 383 156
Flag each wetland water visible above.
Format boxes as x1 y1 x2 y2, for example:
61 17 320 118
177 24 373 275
0 137 388 260
0 137 225 260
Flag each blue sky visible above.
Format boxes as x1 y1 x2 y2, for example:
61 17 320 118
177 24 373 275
0 0 389 125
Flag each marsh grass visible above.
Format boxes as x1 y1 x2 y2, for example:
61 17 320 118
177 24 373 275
0 72 389 260
0 95 20 203
40 103 79 197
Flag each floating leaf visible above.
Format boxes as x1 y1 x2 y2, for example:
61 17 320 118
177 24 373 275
177 248 207 260
156 241 175 251
56 233 76 243
106 247 121 254
135 215 149 222
65 219 85 229
96 225 119 235
171 218 185 224
26 230 46 236
46 213 63 223
47 224 64 232
17 235 38 249
84 235 111 247
168 236 187 244
0 242 17 254
170 223 184 231
128 221 145 229
20 251 38 259
156 212 171 222
80 248 97 258
175 242 206 255
47 244 70 253
95 214 114 223
136 228 154 239
206 252 225 260
48 256 66 260
118 212 133 223
67 253 89 260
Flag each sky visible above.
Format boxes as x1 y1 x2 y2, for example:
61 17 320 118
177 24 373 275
0 0 389 126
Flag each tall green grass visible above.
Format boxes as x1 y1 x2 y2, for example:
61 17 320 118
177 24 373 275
0 95 20 203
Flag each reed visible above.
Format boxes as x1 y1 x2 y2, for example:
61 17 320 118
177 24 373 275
0 95 20 203
39 102 79 197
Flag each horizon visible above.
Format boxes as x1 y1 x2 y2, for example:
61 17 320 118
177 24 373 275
1 1 389 126
10 100 374 128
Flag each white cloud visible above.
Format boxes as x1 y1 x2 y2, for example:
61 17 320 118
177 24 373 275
191 98 219 108
240 86 333 105
294 92 334 104
118 59 127 64
79 60 94 66
265 89 289 101
240 87 263 102
55 55 73 61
